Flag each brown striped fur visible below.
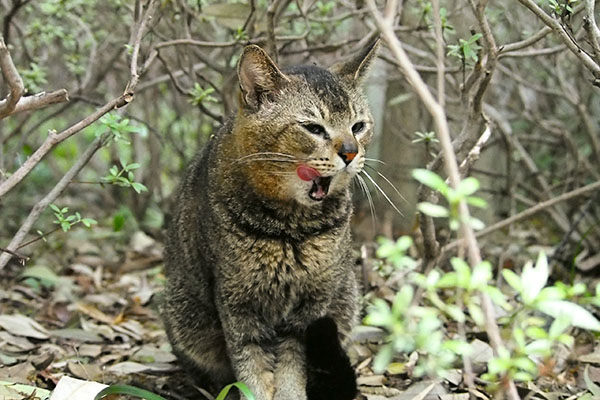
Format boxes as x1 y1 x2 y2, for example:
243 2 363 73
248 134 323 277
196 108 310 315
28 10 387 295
161 40 379 400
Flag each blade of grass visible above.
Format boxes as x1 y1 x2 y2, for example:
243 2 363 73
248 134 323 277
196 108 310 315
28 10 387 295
215 382 255 400
94 384 167 400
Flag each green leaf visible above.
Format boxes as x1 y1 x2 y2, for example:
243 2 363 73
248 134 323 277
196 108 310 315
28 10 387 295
467 196 487 208
521 252 548 304
471 261 492 289
94 384 167 400
61 221 71 232
81 218 97 228
456 177 479 197
450 258 471 288
502 269 523 294
524 339 552 356
549 314 570 338
392 285 414 317
467 302 485 327
468 217 485 230
132 182 148 194
372 344 394 374
49 204 60 213
417 202 449 218
537 300 600 331
412 169 448 194
525 326 548 339
364 299 392 326
215 382 256 400
445 304 466 323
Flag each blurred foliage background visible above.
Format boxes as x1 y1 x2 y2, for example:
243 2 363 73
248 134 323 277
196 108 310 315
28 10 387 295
1 0 599 273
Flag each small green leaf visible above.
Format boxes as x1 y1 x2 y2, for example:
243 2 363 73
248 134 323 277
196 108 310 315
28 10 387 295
49 204 60 213
372 344 394 374
412 169 448 194
132 182 148 193
61 221 71 232
467 196 487 208
537 300 600 331
467 302 485 326
502 269 523 294
417 202 449 218
522 252 549 304
456 177 479 197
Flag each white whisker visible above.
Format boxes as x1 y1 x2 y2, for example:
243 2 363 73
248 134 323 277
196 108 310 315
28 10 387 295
361 170 404 216
364 164 408 205
356 174 376 232
365 157 386 165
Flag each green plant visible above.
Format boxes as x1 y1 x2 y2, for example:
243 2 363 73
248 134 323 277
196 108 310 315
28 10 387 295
101 161 148 194
19 62 48 93
412 169 486 230
447 33 483 64
188 83 218 106
365 239 600 387
94 113 141 144
546 0 578 15
50 204 97 232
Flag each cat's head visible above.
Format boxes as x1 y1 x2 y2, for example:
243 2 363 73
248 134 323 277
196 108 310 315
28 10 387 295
233 40 379 206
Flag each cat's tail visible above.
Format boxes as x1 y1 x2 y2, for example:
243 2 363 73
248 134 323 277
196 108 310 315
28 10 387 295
305 317 358 400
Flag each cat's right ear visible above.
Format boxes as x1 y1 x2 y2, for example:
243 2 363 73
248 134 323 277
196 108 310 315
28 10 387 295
237 45 290 110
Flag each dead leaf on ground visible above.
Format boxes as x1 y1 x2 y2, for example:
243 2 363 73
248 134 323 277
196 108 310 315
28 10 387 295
0 314 49 340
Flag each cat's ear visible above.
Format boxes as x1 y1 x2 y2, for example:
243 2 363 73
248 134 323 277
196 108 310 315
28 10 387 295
237 45 290 109
330 38 380 85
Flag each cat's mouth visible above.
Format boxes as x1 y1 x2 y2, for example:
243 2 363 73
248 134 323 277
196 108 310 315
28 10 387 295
308 176 332 201
297 165 332 202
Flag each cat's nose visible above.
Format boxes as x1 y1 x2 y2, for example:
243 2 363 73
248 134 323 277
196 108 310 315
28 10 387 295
338 140 358 166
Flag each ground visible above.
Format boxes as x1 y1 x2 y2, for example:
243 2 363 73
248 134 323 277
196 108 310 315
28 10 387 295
0 228 599 400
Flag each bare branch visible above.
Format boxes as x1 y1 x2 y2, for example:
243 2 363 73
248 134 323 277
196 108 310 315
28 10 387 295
515 0 600 81
443 180 600 253
0 135 107 270
501 26 552 53
584 0 600 61
0 0 157 198
0 36 24 119
0 89 69 117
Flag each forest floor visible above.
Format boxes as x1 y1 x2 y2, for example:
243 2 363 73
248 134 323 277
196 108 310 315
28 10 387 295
0 228 599 400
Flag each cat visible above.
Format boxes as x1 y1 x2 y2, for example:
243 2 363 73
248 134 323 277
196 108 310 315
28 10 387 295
161 39 379 400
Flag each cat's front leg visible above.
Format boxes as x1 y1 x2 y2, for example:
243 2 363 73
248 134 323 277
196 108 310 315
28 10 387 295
219 313 277 400
272 336 307 400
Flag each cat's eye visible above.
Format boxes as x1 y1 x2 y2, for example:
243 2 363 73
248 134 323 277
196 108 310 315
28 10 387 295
303 123 326 136
352 122 366 135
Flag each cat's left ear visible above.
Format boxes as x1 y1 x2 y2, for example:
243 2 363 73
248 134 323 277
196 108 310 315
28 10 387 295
330 38 380 85
237 45 290 109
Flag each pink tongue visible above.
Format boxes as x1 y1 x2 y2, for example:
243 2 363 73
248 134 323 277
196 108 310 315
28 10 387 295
296 165 321 181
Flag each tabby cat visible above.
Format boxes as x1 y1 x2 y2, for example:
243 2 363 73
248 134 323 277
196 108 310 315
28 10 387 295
161 39 379 400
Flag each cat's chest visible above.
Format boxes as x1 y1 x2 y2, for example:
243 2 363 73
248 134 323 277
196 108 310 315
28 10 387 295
222 234 345 317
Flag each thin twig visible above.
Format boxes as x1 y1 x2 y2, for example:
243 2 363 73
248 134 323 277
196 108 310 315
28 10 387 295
0 135 108 270
0 35 24 119
443 180 600 253
0 0 157 198
0 89 69 117
515 0 600 82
